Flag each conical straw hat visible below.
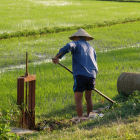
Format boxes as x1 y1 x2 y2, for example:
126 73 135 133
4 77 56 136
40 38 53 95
69 28 94 41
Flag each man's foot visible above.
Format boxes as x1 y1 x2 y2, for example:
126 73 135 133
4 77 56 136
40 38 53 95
70 116 88 124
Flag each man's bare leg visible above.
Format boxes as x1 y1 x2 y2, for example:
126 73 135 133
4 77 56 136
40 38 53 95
74 92 83 117
85 90 93 116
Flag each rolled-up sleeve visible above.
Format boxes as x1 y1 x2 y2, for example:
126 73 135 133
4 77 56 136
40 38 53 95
57 42 76 59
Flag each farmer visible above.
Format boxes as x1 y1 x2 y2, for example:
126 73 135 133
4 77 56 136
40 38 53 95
52 28 98 118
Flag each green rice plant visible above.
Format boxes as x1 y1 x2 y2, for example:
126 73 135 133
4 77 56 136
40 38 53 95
0 21 140 68
0 0 140 37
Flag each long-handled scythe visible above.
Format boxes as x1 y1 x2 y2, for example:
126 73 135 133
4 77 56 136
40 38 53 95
58 62 116 104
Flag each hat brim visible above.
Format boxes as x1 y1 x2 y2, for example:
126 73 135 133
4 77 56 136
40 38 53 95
69 36 94 41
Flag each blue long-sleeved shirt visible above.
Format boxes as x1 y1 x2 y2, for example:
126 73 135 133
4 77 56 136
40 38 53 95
57 39 98 78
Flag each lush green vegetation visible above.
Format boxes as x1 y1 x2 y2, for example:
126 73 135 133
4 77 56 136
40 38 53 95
0 21 140 68
0 0 140 139
1 46 140 119
0 0 140 39
29 91 140 140
33 115 140 140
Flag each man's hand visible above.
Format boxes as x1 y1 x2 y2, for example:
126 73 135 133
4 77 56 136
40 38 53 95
52 57 59 64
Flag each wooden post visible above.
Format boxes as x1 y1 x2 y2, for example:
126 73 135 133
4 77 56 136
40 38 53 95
25 52 28 77
17 52 36 129
17 77 25 126
28 80 36 129
17 77 24 105
17 75 36 129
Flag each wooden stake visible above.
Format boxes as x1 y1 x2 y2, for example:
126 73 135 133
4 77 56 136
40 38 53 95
25 52 28 77
17 52 36 129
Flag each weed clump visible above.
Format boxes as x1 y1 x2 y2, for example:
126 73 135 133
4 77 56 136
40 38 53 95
35 119 71 131
0 108 20 139
81 91 140 129
104 91 140 120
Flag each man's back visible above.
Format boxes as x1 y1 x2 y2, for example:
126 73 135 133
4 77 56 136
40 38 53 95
72 39 98 78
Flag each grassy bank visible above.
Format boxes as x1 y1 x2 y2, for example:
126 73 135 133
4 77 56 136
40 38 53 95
33 115 140 140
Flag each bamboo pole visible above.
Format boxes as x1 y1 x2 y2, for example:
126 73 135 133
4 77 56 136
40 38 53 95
58 62 116 104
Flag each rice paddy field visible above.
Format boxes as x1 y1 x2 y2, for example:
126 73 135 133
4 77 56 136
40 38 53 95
0 0 140 139
1 0 140 33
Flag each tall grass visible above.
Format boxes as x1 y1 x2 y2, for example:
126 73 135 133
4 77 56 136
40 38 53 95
0 47 140 121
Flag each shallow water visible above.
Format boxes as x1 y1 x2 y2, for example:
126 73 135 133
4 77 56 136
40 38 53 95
99 43 140 53
30 0 73 6
0 57 65 74
0 43 139 74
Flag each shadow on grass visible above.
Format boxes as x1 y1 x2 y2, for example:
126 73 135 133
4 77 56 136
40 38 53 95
19 133 40 140
97 0 140 3
19 92 140 139
79 91 140 129
36 104 76 119
35 90 140 132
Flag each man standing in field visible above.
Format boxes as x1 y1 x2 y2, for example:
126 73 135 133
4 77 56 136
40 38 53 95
52 28 98 118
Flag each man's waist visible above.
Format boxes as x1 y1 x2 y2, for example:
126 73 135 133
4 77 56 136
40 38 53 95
73 70 97 78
